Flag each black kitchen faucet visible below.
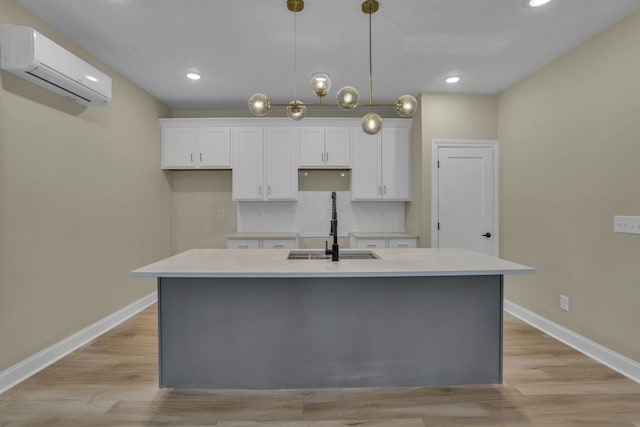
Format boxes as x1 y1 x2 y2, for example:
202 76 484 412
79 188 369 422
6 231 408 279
325 191 339 261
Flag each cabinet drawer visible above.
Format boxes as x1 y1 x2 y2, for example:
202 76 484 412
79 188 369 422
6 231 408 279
355 238 387 249
262 239 296 249
389 238 417 248
226 239 260 249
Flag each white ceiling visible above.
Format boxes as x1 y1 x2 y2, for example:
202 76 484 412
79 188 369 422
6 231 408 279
15 0 640 110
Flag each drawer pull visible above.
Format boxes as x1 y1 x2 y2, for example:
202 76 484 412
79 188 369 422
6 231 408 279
238 245 249 249
273 244 284 248
398 244 409 247
366 244 377 248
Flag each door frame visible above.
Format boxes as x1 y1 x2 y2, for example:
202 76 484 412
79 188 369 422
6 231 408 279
431 139 499 255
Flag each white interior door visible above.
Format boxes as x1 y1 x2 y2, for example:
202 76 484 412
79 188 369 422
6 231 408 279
433 142 498 256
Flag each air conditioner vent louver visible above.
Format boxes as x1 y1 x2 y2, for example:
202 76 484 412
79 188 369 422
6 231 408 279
0 24 112 106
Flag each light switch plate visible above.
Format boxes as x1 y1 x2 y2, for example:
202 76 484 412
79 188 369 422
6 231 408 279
614 216 640 235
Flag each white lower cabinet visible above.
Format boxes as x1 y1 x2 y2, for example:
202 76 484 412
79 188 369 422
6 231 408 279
350 234 418 249
388 238 418 248
226 237 298 249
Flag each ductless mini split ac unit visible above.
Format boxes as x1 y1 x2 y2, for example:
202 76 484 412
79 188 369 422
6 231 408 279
0 24 112 106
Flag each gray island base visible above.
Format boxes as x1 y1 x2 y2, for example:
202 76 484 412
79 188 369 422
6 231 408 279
133 248 535 389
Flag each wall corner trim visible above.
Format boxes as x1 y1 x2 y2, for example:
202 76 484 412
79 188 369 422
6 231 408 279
0 291 158 395
504 299 640 384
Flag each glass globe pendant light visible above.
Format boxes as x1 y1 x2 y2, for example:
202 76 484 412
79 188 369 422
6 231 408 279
361 0 383 134
248 0 416 131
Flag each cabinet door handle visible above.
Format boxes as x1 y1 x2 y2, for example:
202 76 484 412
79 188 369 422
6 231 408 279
326 152 328 162
258 185 262 195
268 185 271 195
378 185 381 194
383 185 387 194
190 152 193 163
200 153 203 162
322 152 324 162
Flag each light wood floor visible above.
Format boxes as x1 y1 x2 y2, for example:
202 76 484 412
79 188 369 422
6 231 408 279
1 305 639 426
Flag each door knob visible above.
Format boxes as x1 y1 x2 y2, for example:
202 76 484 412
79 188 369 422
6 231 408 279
482 232 492 238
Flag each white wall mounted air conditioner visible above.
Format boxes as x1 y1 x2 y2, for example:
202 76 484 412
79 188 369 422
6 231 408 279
0 24 112 106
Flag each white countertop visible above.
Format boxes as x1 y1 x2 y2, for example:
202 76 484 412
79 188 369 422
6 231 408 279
131 248 535 278
350 232 419 239
225 232 299 239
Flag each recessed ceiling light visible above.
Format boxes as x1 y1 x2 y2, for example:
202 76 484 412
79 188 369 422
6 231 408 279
445 75 461 84
527 0 552 8
186 72 201 80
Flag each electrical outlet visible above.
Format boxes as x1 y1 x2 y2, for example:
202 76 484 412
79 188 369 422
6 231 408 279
560 295 569 312
614 215 640 234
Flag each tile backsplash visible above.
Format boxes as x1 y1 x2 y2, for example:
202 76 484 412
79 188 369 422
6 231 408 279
237 191 405 237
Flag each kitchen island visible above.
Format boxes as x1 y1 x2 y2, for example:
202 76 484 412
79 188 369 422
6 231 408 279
132 248 534 389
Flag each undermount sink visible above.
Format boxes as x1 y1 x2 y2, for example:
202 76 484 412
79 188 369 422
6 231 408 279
287 250 380 260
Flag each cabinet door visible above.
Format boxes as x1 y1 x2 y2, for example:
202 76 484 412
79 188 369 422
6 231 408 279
226 239 260 249
198 127 231 168
265 128 298 200
355 238 387 249
389 238 417 248
232 128 264 200
299 127 325 167
324 127 351 167
262 239 297 249
351 131 382 200
163 127 195 168
381 127 411 200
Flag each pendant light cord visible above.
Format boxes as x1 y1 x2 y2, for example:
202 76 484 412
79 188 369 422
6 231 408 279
293 10 298 104
368 5 373 112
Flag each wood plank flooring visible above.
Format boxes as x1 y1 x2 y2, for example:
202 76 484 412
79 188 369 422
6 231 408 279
1 304 639 426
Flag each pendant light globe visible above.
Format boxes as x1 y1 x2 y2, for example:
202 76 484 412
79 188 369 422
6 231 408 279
395 94 417 118
286 100 307 120
337 86 360 110
310 73 332 98
248 93 271 116
361 111 382 135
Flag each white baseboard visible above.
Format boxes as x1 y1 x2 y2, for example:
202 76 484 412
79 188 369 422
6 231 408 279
504 299 640 384
0 291 157 395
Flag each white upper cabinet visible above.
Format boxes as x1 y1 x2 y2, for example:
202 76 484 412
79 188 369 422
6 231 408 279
163 127 196 168
231 127 264 200
299 127 351 168
351 125 411 201
198 127 231 168
162 124 231 169
381 127 411 200
232 127 298 201
264 127 298 200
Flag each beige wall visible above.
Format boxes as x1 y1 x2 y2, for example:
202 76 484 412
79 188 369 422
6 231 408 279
499 10 640 362
168 170 236 253
0 0 172 371
405 93 499 247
